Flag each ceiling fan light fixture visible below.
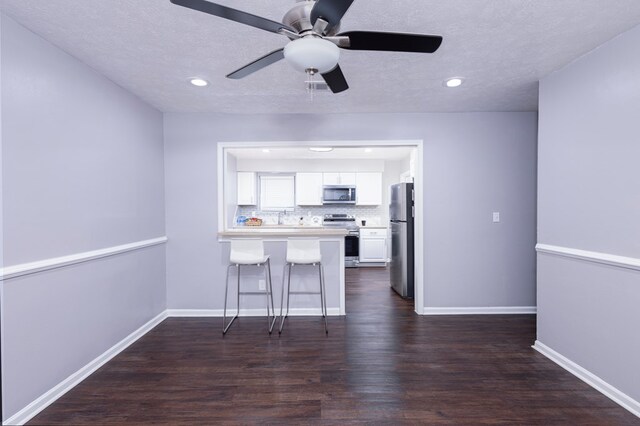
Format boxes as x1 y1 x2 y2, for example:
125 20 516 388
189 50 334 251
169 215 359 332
284 38 340 74
309 147 334 152
445 77 464 88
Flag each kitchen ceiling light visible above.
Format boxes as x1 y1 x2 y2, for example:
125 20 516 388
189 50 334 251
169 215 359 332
364 148 373 153
309 147 334 152
262 149 270 153
284 38 340 74
445 77 464 88
189 78 209 87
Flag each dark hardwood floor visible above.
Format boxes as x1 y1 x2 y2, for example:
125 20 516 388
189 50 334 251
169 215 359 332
30 268 638 424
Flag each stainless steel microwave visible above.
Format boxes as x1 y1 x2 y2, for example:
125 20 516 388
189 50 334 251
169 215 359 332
322 185 357 204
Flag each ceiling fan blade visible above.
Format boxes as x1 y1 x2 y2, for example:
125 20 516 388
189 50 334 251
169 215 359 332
321 65 349 93
170 0 294 35
337 31 443 53
226 49 285 79
311 0 355 33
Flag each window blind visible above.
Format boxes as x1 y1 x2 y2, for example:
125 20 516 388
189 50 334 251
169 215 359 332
260 175 295 210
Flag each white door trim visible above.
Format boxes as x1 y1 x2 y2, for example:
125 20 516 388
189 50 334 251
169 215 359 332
217 140 425 315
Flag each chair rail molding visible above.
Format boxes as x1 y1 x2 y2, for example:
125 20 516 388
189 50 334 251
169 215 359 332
536 243 640 272
0 237 168 281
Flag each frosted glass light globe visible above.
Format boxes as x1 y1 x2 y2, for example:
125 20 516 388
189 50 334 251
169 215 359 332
284 38 340 73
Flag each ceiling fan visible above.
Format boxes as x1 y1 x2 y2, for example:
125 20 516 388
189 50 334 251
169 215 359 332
170 0 443 93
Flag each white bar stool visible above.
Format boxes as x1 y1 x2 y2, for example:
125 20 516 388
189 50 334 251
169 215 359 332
223 239 276 335
279 238 328 334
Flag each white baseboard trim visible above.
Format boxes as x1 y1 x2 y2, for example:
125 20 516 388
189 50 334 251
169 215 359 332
536 243 640 272
167 307 342 317
4 311 168 426
423 306 537 315
0 237 168 281
533 341 640 418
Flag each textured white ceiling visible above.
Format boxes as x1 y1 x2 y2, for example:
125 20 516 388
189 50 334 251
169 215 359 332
2 0 640 113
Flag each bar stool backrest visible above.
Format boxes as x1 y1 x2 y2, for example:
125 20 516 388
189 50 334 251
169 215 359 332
230 239 265 265
286 238 322 264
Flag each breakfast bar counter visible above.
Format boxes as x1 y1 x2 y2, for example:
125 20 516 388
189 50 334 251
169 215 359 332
218 227 348 238
217 226 347 315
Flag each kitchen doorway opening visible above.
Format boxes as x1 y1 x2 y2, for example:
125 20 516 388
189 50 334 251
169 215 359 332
217 140 425 315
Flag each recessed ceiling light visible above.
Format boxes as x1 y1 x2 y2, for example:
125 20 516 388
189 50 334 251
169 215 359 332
262 149 270 153
364 148 373 153
445 78 464 88
189 78 209 87
309 147 334 152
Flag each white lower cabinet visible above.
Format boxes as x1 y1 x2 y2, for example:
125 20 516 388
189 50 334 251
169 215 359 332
359 228 388 263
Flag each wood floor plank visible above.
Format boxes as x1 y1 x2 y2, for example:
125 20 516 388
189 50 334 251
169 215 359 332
28 267 639 424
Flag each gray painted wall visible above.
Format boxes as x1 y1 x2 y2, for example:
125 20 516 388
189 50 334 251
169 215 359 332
164 112 537 310
1 15 166 419
537 24 640 402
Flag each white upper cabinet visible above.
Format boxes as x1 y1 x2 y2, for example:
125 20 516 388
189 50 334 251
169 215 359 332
296 173 323 205
356 172 383 205
237 172 257 205
323 172 356 185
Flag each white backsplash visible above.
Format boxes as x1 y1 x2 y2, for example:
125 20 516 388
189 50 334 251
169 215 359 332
236 205 386 226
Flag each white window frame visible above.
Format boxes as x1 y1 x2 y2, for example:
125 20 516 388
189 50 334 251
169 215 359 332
258 173 295 211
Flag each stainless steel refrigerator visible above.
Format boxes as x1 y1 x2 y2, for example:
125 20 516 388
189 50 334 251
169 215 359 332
389 183 415 298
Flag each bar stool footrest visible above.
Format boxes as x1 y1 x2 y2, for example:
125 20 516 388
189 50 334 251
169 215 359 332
289 291 322 295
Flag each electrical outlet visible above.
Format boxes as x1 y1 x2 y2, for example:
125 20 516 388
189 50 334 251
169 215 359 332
258 279 266 291
493 212 500 223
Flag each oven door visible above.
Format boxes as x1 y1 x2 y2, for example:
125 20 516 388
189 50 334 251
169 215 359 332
345 233 360 267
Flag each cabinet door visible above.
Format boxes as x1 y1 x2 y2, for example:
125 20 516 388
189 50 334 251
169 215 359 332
323 173 340 185
237 172 257 205
359 237 388 262
339 172 357 185
324 172 357 185
356 172 382 205
296 173 323 205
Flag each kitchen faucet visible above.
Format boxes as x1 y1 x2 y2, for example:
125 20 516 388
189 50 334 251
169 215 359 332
278 210 287 225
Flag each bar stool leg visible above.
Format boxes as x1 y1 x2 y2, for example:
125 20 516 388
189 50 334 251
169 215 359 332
223 264 239 335
279 263 287 320
279 263 292 334
266 258 276 334
319 263 328 334
264 262 270 331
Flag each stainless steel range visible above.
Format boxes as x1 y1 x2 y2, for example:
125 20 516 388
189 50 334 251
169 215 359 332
323 214 359 268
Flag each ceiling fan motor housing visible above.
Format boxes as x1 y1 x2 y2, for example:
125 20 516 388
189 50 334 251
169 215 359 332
282 1 341 36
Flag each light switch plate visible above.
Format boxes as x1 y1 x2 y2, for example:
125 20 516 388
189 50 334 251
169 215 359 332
493 212 500 223
258 279 266 291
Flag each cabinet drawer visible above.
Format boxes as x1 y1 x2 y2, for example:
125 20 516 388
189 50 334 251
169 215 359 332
360 228 386 237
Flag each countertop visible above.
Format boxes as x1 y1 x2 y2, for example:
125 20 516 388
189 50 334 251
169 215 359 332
218 227 349 238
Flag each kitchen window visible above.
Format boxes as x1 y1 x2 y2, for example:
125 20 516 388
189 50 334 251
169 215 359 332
259 174 295 211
